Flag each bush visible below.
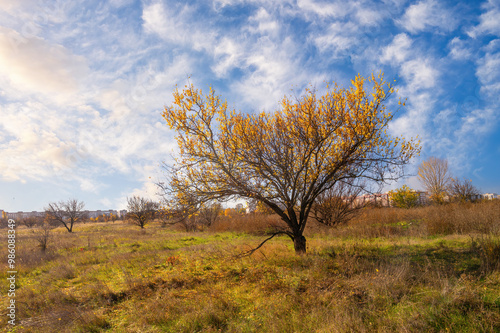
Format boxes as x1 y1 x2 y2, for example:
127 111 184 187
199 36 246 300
388 185 420 209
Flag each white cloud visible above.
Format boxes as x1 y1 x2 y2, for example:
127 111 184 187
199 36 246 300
380 34 440 94
353 4 384 26
117 170 162 209
400 59 439 92
399 0 458 33
297 0 348 19
231 36 327 112
458 107 496 138
448 37 473 60
381 33 412 64
476 50 500 97
0 0 35 13
378 32 445 170
296 0 386 26
247 8 280 36
467 0 500 38
142 2 216 51
390 92 434 141
314 21 360 54
100 197 113 208
212 37 245 77
454 47 500 149
142 3 177 40
80 178 104 193
109 0 134 8
0 104 78 182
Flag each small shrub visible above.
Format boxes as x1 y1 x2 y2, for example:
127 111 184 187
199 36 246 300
388 185 420 209
470 235 500 274
35 223 52 252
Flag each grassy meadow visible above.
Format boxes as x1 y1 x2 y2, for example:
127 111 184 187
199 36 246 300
1 201 500 332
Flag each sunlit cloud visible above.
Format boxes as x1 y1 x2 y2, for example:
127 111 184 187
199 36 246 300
0 27 88 103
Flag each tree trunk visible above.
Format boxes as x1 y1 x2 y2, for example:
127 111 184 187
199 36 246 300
63 222 72 232
293 235 307 254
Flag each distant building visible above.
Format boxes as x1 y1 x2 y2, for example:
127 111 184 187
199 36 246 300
354 193 390 207
483 193 499 200
2 209 126 221
6 212 20 220
353 190 429 207
470 194 484 201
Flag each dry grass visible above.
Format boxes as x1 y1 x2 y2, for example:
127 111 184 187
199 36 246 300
321 200 500 239
0 201 499 332
210 214 286 234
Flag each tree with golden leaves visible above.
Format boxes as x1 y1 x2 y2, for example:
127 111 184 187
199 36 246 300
161 73 420 254
388 185 420 208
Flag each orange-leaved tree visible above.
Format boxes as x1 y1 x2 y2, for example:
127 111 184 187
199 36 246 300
161 73 420 254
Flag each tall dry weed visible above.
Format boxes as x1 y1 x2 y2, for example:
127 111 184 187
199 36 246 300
210 213 286 234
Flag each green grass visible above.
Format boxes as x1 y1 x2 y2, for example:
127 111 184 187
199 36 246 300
1 204 500 332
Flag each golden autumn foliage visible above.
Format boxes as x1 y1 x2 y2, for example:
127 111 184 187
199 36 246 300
388 185 421 209
162 73 420 254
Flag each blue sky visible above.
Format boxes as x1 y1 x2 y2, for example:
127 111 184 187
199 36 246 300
0 0 499 211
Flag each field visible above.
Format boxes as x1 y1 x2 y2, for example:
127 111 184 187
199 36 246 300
1 201 500 332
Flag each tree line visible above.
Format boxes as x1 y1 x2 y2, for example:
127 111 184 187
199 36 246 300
389 157 482 209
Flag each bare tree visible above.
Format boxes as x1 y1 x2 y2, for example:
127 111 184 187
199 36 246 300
198 201 222 229
417 157 451 204
449 178 480 202
311 180 365 227
160 191 201 232
45 199 86 232
126 196 159 229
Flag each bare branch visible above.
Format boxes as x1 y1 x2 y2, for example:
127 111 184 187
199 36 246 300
235 231 292 258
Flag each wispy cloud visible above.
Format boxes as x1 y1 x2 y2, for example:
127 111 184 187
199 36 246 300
142 1 216 51
476 45 500 97
381 33 412 64
297 0 349 20
398 0 458 33
467 0 500 38
448 37 473 61
247 7 280 36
